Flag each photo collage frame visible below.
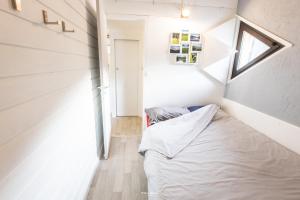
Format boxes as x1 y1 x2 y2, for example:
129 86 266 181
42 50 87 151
169 31 202 64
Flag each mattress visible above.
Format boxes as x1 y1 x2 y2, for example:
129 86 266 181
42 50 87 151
140 107 300 200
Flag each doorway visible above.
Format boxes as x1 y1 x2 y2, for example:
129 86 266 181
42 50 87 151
114 39 139 117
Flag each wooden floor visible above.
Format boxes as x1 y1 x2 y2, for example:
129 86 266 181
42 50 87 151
111 117 142 137
87 117 148 200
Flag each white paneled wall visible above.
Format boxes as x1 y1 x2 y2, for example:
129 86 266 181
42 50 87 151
0 0 100 199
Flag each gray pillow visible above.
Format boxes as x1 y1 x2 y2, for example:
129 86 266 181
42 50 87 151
145 106 190 125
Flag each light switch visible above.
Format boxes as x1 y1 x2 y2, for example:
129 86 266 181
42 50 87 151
12 0 22 11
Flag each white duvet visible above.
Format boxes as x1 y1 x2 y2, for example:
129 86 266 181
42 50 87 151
139 104 219 158
139 105 300 200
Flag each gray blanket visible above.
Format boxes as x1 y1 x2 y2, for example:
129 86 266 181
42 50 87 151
141 110 300 200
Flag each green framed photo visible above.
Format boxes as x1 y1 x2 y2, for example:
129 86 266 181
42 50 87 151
181 43 189 54
176 54 188 64
189 52 198 64
170 45 181 54
171 33 180 44
190 33 201 42
181 33 189 42
191 43 202 52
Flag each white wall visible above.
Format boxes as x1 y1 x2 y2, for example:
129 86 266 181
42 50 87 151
0 0 100 199
104 1 237 110
144 17 225 108
143 13 237 108
202 18 238 84
107 20 145 117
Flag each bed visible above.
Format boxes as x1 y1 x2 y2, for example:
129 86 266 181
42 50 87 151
139 105 300 200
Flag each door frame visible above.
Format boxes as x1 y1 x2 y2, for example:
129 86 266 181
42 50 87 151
96 0 111 159
114 39 140 117
109 31 144 118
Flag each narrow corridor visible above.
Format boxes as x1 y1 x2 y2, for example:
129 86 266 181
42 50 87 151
87 117 147 200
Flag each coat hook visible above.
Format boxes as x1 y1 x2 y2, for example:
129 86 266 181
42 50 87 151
42 10 60 25
62 21 75 32
11 0 22 11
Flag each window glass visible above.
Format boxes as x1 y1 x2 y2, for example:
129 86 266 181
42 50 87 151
231 22 284 79
237 31 270 70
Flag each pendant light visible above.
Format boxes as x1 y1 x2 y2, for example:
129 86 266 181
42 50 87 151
180 0 190 18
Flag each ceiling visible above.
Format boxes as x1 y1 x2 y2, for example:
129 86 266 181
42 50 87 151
112 0 238 8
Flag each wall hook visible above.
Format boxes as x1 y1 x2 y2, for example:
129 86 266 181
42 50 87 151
11 0 22 11
42 10 60 25
62 21 75 32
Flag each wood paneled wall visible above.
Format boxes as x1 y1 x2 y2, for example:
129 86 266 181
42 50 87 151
0 0 101 199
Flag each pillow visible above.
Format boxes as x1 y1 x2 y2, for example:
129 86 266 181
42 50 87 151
146 114 151 127
145 106 190 126
187 105 204 112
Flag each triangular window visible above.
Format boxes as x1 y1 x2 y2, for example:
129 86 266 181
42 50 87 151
231 21 284 78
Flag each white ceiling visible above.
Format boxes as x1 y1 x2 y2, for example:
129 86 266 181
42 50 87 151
113 0 238 8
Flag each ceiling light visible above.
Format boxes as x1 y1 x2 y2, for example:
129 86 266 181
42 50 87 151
180 0 190 18
181 7 190 18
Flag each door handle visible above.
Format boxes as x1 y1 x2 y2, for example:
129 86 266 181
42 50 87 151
97 86 109 90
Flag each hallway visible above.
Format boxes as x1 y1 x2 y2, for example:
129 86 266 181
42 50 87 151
87 117 147 200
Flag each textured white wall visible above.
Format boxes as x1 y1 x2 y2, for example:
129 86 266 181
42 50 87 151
0 0 100 199
225 0 300 127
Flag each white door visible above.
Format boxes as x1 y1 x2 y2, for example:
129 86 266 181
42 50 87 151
115 40 139 116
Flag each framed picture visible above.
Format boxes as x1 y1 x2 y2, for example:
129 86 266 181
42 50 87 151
190 33 201 42
189 52 198 64
170 45 181 53
191 43 202 52
171 33 180 44
169 31 202 65
181 33 189 42
176 54 188 64
181 43 189 54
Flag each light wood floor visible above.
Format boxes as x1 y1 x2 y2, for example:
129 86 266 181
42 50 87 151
111 117 142 137
87 117 148 200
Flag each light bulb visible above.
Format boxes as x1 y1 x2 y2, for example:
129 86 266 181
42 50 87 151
181 7 190 18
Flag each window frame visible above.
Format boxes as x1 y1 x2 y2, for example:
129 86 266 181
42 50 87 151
231 21 284 79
